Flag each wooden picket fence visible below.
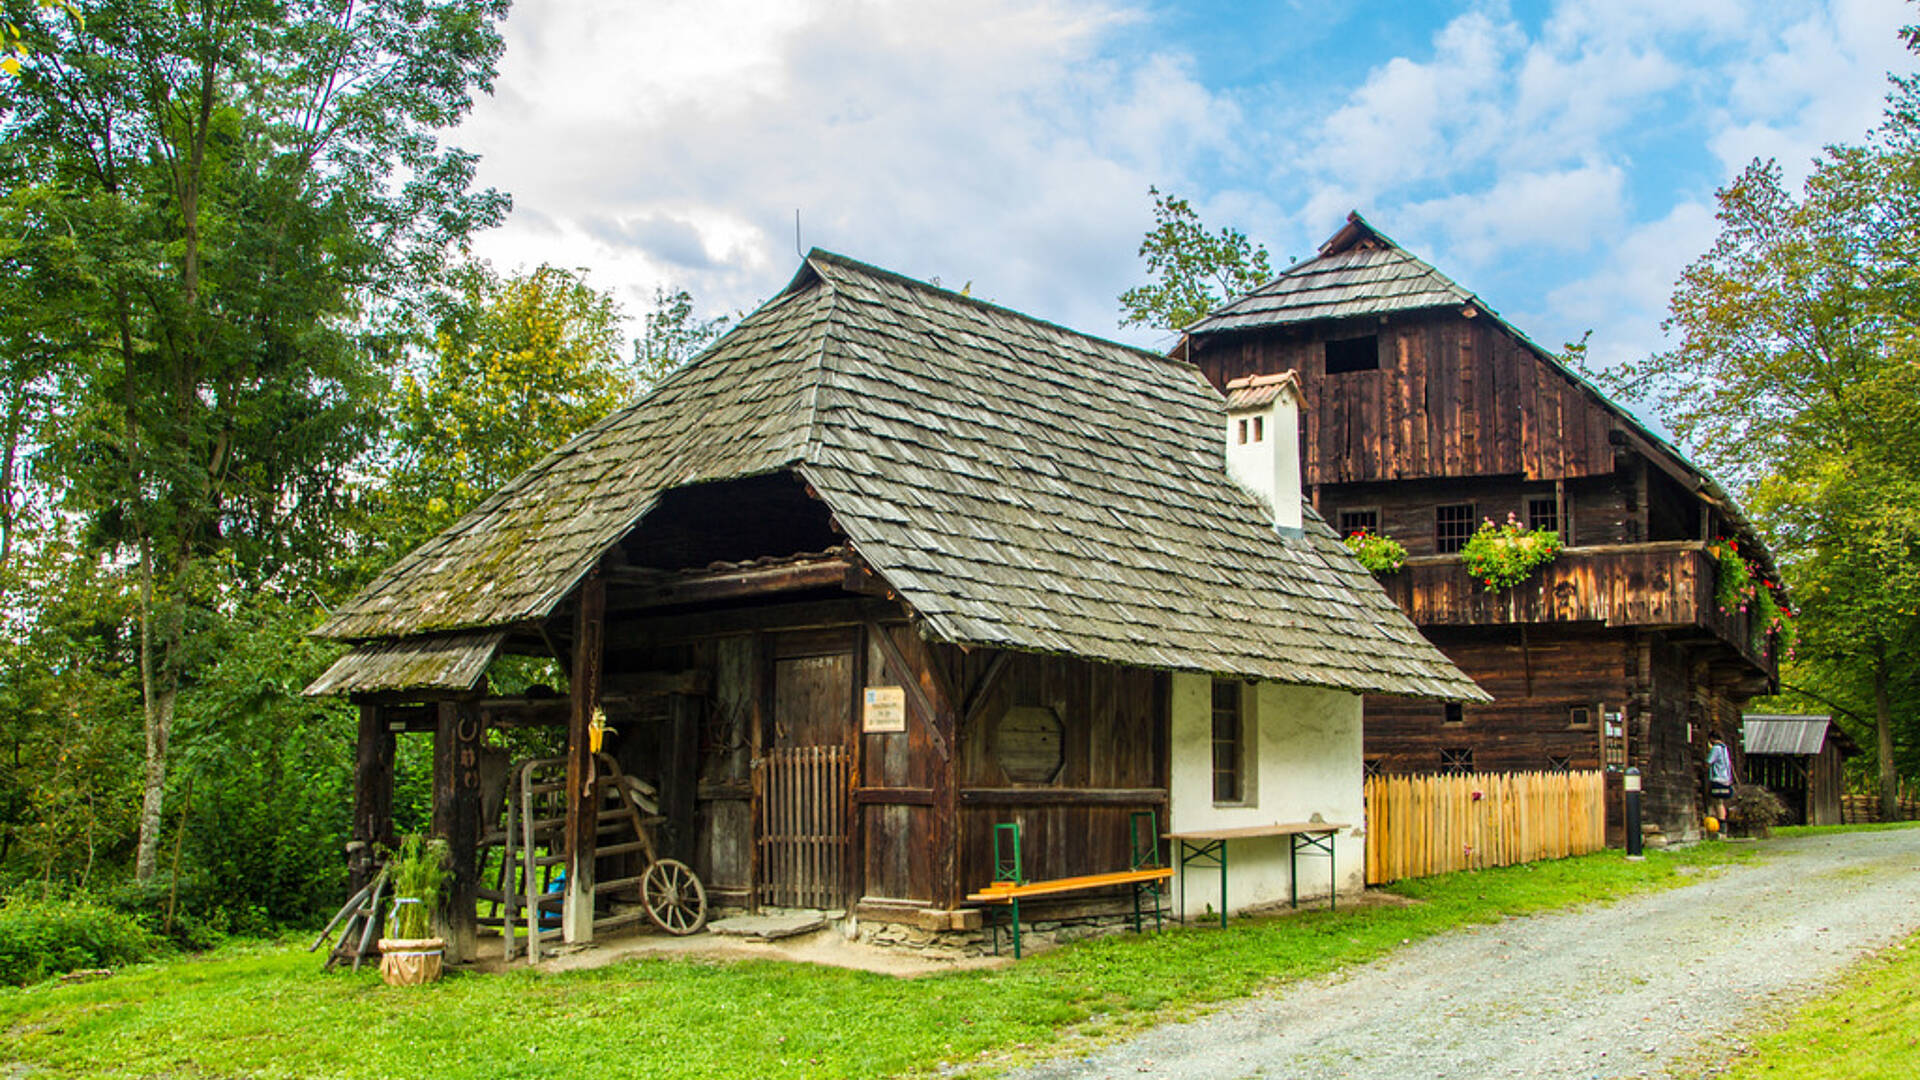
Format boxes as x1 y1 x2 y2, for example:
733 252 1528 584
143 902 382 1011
1365 770 1607 885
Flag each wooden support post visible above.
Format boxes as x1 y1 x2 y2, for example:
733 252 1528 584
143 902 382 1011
433 696 485 963
663 693 700 863
349 702 395 895
564 571 607 944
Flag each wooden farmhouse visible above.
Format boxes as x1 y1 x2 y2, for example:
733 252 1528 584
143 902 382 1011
307 251 1481 960
1741 714 1858 827
1178 214 1787 846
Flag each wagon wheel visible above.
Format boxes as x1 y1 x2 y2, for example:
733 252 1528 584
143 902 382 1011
641 859 708 935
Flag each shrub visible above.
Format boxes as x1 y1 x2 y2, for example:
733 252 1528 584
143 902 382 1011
1729 783 1792 837
0 891 162 986
1461 515 1562 591
1342 529 1407 574
384 834 449 940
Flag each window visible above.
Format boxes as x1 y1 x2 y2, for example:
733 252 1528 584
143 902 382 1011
1546 754 1572 773
1338 509 1379 537
1568 705 1592 729
1528 496 1559 534
1443 702 1464 725
1211 679 1251 804
1252 415 1265 442
1435 504 1476 554
1440 747 1474 775
1324 335 1380 373
1236 418 1248 445
1363 758 1385 778
1602 707 1628 772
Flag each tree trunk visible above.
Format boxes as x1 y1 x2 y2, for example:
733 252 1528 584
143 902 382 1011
132 541 179 882
1874 651 1899 822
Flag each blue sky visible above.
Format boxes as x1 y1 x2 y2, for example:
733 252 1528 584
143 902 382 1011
455 0 1912 373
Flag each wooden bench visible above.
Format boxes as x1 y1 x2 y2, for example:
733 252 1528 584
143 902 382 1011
964 812 1170 958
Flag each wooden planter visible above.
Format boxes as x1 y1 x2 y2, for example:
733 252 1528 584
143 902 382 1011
376 938 445 986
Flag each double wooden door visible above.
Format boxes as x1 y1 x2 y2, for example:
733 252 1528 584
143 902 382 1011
756 632 854 909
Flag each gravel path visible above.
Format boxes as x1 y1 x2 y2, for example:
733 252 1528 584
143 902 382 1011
1011 828 1920 1080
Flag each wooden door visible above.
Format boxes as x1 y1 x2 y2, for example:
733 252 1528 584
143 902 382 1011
757 632 854 909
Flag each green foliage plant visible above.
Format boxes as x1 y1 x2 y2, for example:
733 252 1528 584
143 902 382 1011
1460 514 1562 592
385 834 449 941
1342 530 1407 575
1119 187 1273 332
0 891 159 986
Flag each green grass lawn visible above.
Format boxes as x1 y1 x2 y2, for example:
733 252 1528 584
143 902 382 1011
1775 820 1920 839
1711 931 1920 1080
2 845 1750 1080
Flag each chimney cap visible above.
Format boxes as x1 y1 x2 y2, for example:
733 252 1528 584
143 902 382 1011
1223 370 1300 413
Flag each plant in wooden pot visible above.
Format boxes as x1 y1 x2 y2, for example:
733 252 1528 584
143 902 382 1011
378 834 450 987
1727 783 1790 839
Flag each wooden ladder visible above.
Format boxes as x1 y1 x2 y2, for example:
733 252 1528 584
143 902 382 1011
481 753 664 963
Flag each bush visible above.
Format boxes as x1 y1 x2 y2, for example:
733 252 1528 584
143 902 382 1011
0 891 162 986
1729 783 1792 836
1461 515 1562 591
1343 530 1407 574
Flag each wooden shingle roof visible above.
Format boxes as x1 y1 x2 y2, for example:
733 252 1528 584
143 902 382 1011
317 251 1484 701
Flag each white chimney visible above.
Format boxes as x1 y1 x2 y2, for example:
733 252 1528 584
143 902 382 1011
1223 371 1304 534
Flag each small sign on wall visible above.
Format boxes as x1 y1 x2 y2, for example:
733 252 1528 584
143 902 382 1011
863 686 907 732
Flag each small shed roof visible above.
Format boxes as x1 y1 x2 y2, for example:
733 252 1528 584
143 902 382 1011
314 251 1484 702
306 631 506 696
1742 714 1860 757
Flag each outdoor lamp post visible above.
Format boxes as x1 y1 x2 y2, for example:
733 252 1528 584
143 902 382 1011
1624 767 1643 860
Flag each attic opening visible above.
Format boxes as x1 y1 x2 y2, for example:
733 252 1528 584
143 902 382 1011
1323 335 1380 374
619 471 841 570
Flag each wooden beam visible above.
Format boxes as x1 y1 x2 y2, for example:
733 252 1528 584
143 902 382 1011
432 696 484 964
662 693 701 863
606 558 854 610
864 620 949 760
960 651 1015 731
611 597 899 646
563 570 607 944
958 788 1168 806
478 674 712 727
349 704 395 895
854 786 935 806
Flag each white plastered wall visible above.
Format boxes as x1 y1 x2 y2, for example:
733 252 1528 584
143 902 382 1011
1167 673 1365 918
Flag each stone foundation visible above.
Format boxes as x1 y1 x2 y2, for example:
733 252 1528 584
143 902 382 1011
854 908 1156 959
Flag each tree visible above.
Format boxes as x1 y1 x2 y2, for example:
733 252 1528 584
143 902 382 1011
635 285 731 386
1119 186 1273 333
1 0 510 880
1616 90 1920 818
377 262 632 552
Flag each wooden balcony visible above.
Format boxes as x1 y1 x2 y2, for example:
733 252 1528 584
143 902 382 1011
1377 541 1777 678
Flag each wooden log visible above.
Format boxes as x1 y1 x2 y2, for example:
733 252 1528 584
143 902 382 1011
662 693 701 864
433 696 485 963
564 571 607 944
349 703 395 895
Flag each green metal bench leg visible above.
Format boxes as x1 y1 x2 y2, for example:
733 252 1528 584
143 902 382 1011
1010 896 1022 959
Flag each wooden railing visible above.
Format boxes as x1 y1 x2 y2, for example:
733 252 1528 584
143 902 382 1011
1364 770 1607 885
1378 542 1776 678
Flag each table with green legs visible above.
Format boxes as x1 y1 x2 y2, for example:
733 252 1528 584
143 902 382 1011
1166 822 1350 928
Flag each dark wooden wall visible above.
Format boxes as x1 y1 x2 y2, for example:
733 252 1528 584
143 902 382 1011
1318 472 1644 554
1365 624 1756 842
1191 312 1620 485
598 598 1169 919
951 652 1167 899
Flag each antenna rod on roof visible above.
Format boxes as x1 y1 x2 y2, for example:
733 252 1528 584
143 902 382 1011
795 209 802 258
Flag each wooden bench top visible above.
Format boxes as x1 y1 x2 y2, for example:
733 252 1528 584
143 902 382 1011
1165 822 1350 842
966 866 1174 904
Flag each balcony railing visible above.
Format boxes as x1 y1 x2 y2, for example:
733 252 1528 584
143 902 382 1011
1376 541 1777 678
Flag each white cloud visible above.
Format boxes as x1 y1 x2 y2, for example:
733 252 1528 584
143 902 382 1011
1399 162 1629 266
455 0 1234 344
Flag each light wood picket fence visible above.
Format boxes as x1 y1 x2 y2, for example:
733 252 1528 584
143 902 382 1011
1365 770 1607 885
